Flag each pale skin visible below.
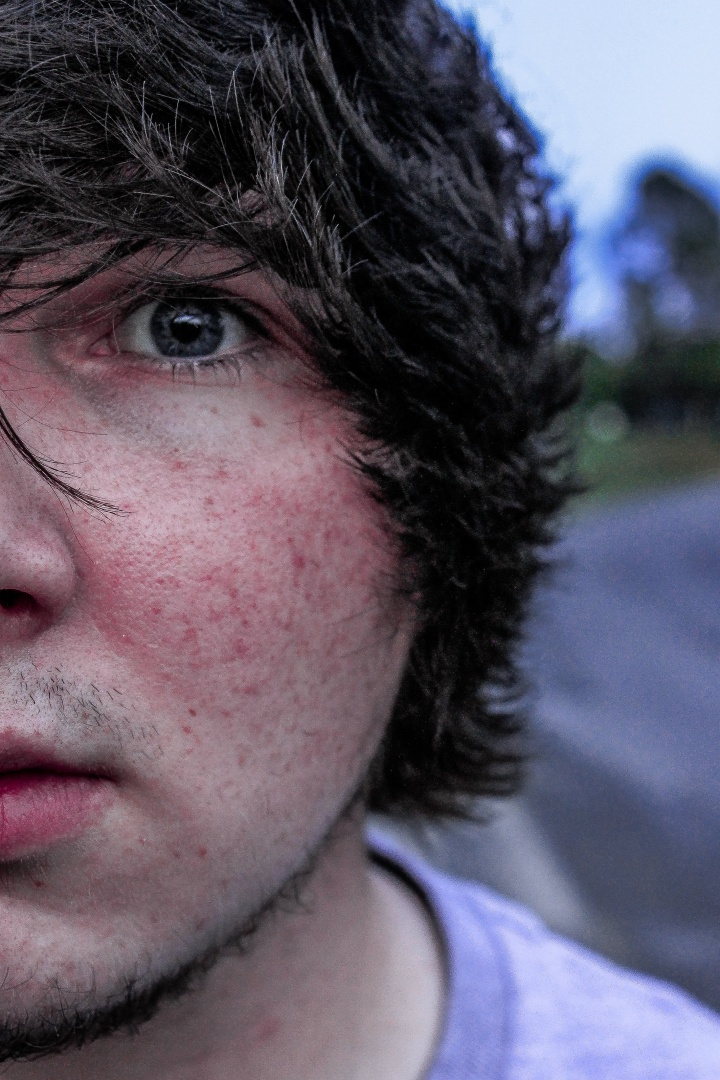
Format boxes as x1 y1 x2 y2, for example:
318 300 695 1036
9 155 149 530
0 250 444 1079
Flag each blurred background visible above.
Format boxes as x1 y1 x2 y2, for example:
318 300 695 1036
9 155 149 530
380 0 720 1013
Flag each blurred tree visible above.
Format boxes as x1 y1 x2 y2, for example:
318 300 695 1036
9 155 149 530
605 163 720 429
614 164 720 349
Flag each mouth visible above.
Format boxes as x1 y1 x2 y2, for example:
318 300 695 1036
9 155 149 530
0 745 113 859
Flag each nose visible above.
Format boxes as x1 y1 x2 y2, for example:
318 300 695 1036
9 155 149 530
0 442 77 644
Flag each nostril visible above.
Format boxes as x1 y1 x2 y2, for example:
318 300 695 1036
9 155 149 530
0 589 35 614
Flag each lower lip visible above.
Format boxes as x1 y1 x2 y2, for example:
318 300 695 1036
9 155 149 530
0 771 110 858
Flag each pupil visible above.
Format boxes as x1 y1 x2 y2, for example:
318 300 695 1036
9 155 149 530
150 299 224 358
171 313 204 345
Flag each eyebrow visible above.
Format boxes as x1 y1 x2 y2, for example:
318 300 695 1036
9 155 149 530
4 256 265 333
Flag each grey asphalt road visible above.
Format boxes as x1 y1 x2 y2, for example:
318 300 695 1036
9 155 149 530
381 477 720 1011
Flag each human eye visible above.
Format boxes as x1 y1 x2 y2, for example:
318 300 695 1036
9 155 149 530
113 289 264 372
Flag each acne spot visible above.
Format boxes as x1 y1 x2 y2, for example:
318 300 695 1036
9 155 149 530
292 552 306 571
234 640 248 658
197 847 207 859
151 607 161 616
242 685 259 697
32 880 45 889
204 497 215 507
188 709 197 717
182 725 193 734
250 414 266 429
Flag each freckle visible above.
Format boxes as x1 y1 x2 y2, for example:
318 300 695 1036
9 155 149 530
250 414 266 428
197 847 207 858
188 709 197 717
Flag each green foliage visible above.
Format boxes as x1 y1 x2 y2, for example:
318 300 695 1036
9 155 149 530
577 430 720 506
561 162 720 506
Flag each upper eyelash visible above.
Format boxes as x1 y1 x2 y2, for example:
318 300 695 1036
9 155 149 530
113 285 270 342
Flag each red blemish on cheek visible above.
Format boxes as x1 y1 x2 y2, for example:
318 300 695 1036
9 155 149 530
188 709 197 717
33 880 45 889
197 846 207 859
242 685 258 697
292 552 306 571
234 640 249 658
256 1017 281 1043
182 725 193 734
250 414 266 428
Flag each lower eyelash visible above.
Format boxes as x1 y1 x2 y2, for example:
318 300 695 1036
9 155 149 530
166 354 246 383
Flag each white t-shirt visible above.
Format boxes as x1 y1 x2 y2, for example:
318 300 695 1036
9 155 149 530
370 832 720 1079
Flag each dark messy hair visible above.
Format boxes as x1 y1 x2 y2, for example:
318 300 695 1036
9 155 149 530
0 0 578 816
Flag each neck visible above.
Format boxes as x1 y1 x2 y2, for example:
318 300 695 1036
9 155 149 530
10 817 444 1080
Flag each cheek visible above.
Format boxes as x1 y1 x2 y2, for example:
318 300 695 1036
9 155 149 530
85 440 401 767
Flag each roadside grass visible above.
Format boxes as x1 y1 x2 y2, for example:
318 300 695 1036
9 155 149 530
575 429 720 510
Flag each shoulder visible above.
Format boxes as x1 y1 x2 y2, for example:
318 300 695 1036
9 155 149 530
474 881 720 1079
369 830 720 1079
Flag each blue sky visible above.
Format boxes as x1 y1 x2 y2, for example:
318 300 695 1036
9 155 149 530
445 0 720 332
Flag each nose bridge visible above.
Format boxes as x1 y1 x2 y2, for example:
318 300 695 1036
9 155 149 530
0 432 78 629
0 339 117 518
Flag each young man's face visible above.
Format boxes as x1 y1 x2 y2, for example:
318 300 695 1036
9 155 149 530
0 249 413 1045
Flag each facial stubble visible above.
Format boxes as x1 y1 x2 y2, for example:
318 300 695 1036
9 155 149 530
0 665 365 1065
